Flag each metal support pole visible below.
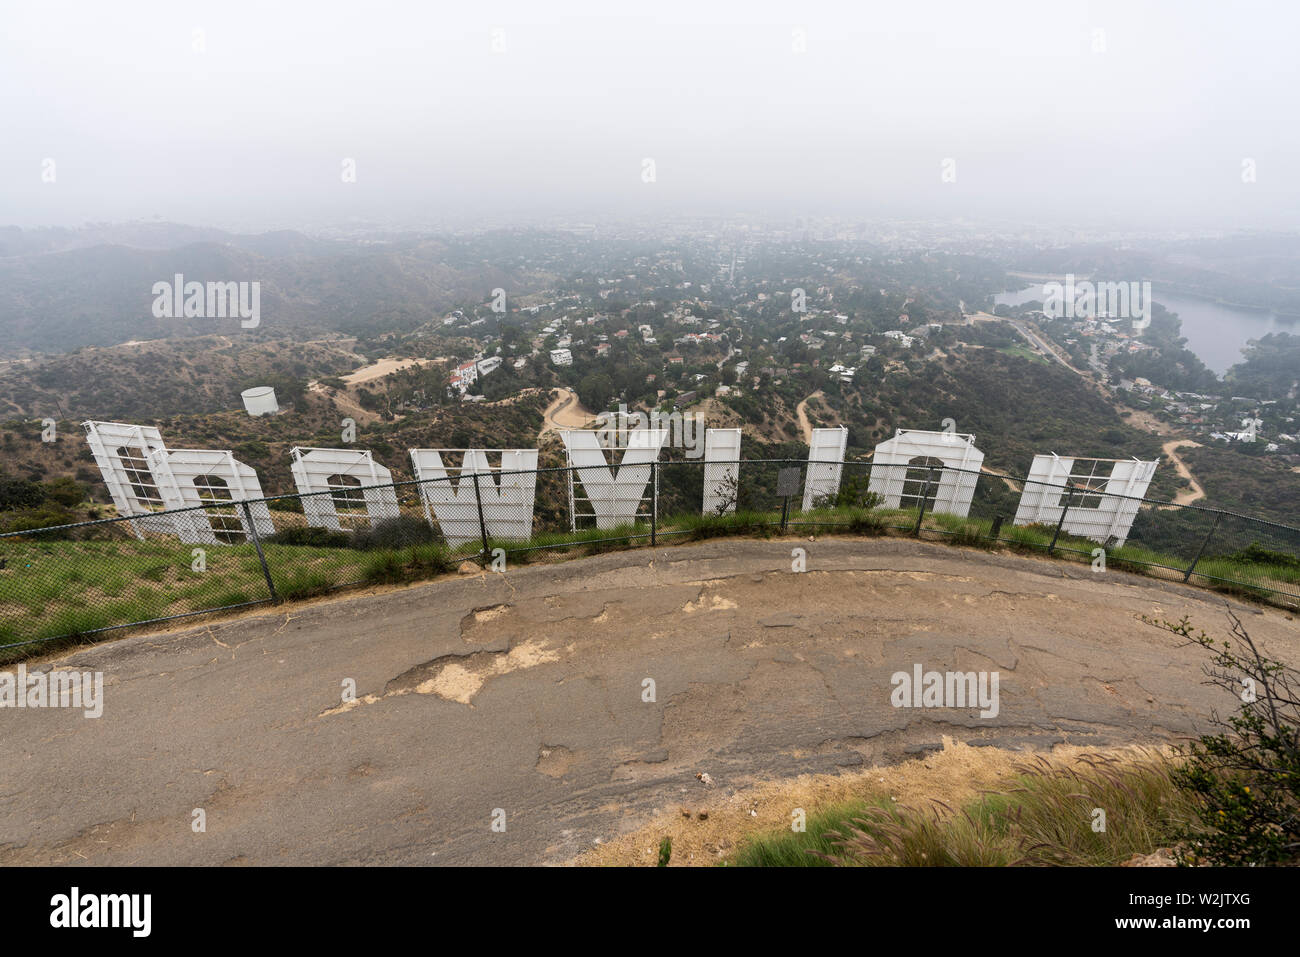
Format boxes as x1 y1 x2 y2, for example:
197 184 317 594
913 467 936 536
1048 486 1074 555
1183 511 1222 582
650 461 657 546
242 501 278 602
472 469 490 563
566 458 576 532
989 514 1004 541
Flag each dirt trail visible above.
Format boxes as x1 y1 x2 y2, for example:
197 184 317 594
981 465 1021 493
1162 440 1205 506
540 387 595 437
953 313 1210 509
795 391 824 444
306 380 377 424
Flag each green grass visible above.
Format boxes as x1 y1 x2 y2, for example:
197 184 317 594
0 535 471 648
669 505 908 541
729 751 1195 867
998 343 1050 365
674 510 780 540
497 521 651 561
3 501 1296 655
358 543 457 585
1194 554 1300 589
928 512 999 548
729 798 885 867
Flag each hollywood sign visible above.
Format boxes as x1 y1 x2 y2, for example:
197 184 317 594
82 420 1159 548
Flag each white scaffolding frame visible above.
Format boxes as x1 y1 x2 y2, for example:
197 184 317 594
703 428 742 515
289 447 400 531
83 421 274 543
149 448 275 544
1013 454 1158 546
803 426 850 511
560 429 668 530
409 449 539 546
868 428 984 518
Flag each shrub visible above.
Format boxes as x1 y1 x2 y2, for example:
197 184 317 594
811 476 883 513
41 477 87 508
406 544 454 576
1149 613 1300 865
0 474 45 511
846 508 887 536
1 505 78 535
1224 543 1300 572
362 544 454 584
834 474 884 511
263 526 352 549
235 440 271 460
932 516 996 549
362 551 406 584
352 516 440 550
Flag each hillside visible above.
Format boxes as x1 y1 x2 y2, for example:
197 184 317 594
728 346 1179 497
0 336 365 420
1179 444 1300 527
0 230 551 355
0 380 554 510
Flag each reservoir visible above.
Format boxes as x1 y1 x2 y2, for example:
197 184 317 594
994 282 1296 377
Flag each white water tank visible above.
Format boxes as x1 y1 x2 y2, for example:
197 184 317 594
241 386 279 416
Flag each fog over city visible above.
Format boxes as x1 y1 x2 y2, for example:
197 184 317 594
3 0 1297 232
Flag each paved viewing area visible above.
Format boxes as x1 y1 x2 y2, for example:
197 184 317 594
3 539 1295 866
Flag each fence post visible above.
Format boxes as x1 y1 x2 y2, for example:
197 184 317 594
1183 511 1222 583
471 468 490 563
242 501 278 602
650 460 657 546
1048 486 1074 555
913 466 936 536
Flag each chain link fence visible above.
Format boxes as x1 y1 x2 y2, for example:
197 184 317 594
3 458 1297 654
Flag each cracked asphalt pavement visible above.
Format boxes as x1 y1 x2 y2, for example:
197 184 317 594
2 538 1296 865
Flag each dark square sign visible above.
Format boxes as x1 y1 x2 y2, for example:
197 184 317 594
777 467 801 498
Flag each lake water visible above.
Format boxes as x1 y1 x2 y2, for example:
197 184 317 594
993 282 1297 377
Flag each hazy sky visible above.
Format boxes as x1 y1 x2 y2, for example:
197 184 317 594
3 0 1297 232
